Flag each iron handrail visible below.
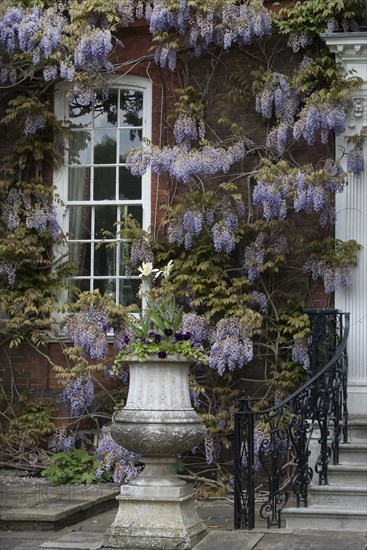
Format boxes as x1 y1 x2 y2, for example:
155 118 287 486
234 311 350 530
245 312 349 417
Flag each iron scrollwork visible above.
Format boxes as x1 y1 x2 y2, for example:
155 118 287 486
234 310 350 530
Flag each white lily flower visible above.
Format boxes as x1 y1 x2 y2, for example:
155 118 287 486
138 262 156 278
162 260 174 279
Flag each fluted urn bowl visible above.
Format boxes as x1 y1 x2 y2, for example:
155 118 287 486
110 355 206 456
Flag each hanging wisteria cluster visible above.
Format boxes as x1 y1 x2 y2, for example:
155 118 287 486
126 140 247 184
130 240 154 269
293 98 349 145
147 0 272 70
303 258 353 294
347 148 365 177
0 189 60 286
291 339 311 372
96 426 141 485
63 375 94 417
2 188 60 238
204 431 221 465
253 160 346 227
54 428 76 452
62 306 110 360
209 317 253 375
180 313 209 344
0 0 271 90
255 75 300 124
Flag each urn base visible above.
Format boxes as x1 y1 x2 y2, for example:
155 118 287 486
103 457 207 549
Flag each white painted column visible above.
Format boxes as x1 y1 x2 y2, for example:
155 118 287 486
322 33 367 415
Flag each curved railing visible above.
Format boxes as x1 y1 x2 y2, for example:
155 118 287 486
234 310 350 530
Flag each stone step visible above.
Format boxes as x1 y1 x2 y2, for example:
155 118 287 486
338 442 367 465
283 505 367 531
326 464 367 485
309 484 367 507
347 415 367 442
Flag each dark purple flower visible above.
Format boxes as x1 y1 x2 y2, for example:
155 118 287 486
154 334 161 343
164 328 173 336
183 332 191 341
175 332 184 341
158 351 167 359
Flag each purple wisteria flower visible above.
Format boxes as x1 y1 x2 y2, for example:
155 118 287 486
63 375 94 417
127 141 246 184
62 311 109 360
266 123 294 156
212 222 236 254
130 240 154 269
24 115 46 135
0 261 16 285
189 387 201 409
303 258 353 293
2 189 22 230
209 316 253 375
182 210 203 249
173 114 205 144
287 32 313 53
347 148 364 177
74 28 113 71
167 222 184 246
293 100 348 145
145 0 271 65
247 290 268 311
181 313 208 343
242 233 265 281
96 426 141 485
204 431 221 465
292 339 310 372
253 181 288 221
55 428 76 452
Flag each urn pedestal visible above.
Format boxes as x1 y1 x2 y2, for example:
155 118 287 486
103 356 207 549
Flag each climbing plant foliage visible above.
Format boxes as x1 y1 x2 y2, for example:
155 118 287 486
0 0 366 482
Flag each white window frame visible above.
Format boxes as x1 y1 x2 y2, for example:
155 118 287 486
54 75 152 306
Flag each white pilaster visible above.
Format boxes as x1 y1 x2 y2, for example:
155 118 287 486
322 33 367 415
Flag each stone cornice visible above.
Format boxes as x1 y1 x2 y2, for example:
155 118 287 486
320 33 367 82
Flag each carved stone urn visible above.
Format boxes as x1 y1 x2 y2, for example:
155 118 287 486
103 355 207 549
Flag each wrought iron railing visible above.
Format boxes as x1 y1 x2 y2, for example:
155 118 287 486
234 309 350 530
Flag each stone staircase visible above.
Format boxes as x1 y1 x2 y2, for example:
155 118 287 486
283 415 367 531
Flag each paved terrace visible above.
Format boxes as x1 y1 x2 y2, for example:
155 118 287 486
0 478 366 550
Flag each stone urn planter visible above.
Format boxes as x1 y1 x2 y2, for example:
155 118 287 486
103 355 207 550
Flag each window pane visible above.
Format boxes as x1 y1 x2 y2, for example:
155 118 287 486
69 104 93 127
69 131 92 165
122 205 142 227
119 129 142 162
94 90 118 128
119 167 141 200
94 243 116 276
95 205 117 237
94 130 117 164
118 242 130 276
70 279 92 296
119 278 141 306
69 206 91 240
94 279 116 299
94 167 116 200
119 90 143 127
68 167 90 201
69 243 90 276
